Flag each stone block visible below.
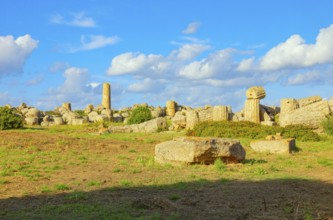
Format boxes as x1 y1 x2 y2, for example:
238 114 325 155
213 106 228 121
244 99 260 124
246 86 266 99
155 137 246 165
250 138 296 154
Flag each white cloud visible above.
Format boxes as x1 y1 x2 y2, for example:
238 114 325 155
128 78 158 93
182 22 201 34
179 49 236 79
107 52 164 75
51 11 96 27
236 58 254 72
175 44 210 60
260 24 333 70
0 34 38 75
70 35 119 52
287 71 322 85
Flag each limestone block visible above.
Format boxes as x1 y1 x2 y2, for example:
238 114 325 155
151 106 164 118
41 121 49 127
280 98 299 114
112 113 123 123
259 106 273 122
213 106 228 121
70 118 84 125
155 137 246 165
186 110 199 130
172 112 186 129
297 96 322 108
84 104 94 114
53 117 64 125
25 108 41 118
166 100 177 117
25 117 39 125
246 86 266 99
101 109 112 119
244 99 260 124
198 108 213 122
142 117 168 133
279 100 331 128
250 138 296 154
102 83 111 110
62 102 71 111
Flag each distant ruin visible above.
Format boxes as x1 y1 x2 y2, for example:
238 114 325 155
5 83 333 131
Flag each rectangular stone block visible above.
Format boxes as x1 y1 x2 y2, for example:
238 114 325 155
250 139 296 154
213 106 228 121
244 99 260 124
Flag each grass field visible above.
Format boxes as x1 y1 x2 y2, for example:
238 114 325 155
0 124 332 219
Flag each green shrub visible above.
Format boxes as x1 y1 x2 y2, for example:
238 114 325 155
187 121 320 142
0 107 24 130
127 106 152 125
74 110 87 117
322 114 333 136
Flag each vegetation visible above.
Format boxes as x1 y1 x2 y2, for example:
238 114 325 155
322 114 333 136
0 124 332 219
127 106 152 125
0 106 24 130
74 110 87 117
187 121 321 141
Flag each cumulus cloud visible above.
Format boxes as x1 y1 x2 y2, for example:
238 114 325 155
69 35 119 52
107 52 164 75
26 74 44 86
0 34 38 75
182 22 201 34
260 24 333 70
51 11 96 27
179 49 236 79
287 71 322 85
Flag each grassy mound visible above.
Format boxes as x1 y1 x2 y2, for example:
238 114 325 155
187 121 321 141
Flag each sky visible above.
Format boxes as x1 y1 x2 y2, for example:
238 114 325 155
1 0 333 111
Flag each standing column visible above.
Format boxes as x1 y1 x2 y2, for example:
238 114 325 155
244 99 260 124
244 86 266 124
102 83 111 110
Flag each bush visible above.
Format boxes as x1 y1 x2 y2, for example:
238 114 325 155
0 107 24 130
187 121 320 142
127 106 152 125
322 114 333 136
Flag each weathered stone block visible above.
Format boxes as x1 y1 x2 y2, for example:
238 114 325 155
297 96 322 108
250 138 296 154
244 99 260 124
155 137 246 165
166 100 176 117
213 106 228 121
246 86 266 99
186 110 199 130
280 98 299 114
197 108 213 122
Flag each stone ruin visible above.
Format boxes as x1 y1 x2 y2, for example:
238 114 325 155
4 83 333 131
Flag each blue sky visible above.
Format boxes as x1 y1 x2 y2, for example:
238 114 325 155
1 0 333 111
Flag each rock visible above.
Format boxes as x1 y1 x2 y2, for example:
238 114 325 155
166 100 177 117
142 117 167 133
25 108 41 118
279 100 331 128
151 106 164 118
109 117 167 133
155 137 246 165
186 110 199 130
197 108 213 122
25 117 39 125
53 117 64 125
246 86 266 99
213 106 228 121
250 138 296 154
112 113 123 122
101 109 112 119
171 112 186 130
84 104 94 114
297 96 322 108
70 118 84 125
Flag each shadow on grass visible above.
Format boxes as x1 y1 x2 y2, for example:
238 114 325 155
0 178 332 220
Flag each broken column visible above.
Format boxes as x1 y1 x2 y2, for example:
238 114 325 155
102 83 111 110
213 106 228 121
186 110 199 130
166 100 177 117
280 98 299 114
244 86 266 124
62 102 71 111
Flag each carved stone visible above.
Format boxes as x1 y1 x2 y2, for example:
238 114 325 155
246 86 266 99
102 83 111 110
213 106 228 121
244 99 260 124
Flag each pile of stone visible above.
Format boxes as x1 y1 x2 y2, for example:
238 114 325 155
279 96 333 128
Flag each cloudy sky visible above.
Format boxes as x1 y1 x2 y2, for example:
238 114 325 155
1 0 333 111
